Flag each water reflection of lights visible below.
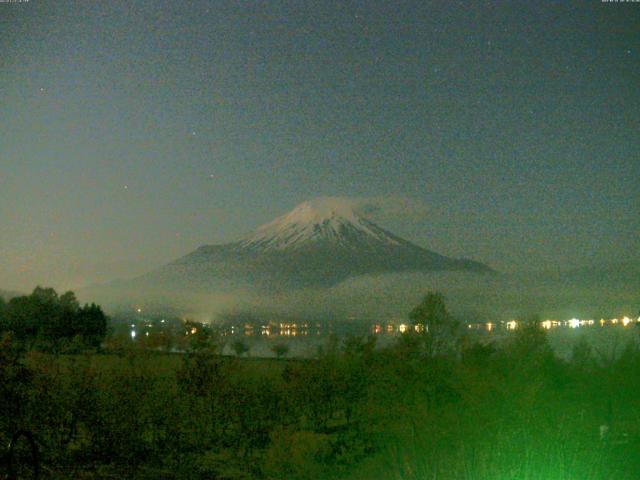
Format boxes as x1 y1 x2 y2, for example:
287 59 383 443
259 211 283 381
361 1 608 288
222 314 639 338
463 316 637 333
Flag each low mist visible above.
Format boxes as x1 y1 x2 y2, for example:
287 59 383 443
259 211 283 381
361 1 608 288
79 265 639 325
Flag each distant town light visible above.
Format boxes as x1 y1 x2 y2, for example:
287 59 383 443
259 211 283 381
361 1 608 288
568 319 580 328
131 330 136 339
622 316 631 327
506 321 517 330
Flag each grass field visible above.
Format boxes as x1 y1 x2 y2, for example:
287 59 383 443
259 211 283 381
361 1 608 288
3 325 640 479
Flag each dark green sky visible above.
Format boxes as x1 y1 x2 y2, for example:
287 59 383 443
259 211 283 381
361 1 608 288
1 0 638 291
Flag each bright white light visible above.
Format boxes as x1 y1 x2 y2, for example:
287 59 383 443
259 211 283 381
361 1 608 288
136 308 142 313
622 317 631 327
399 324 407 333
506 321 517 330
486 322 493 332
541 320 552 330
568 319 580 328
131 330 136 339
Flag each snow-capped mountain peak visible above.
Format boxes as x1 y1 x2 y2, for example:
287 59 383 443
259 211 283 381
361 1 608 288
126 196 493 292
239 197 401 251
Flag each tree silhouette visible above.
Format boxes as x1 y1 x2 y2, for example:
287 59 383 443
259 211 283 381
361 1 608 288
0 287 108 351
231 339 249 357
409 292 461 356
409 292 451 330
271 343 289 359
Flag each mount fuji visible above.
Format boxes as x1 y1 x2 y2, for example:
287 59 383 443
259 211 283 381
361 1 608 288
133 197 494 292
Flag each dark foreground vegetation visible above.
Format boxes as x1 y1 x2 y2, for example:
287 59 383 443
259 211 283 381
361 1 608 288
1 290 640 479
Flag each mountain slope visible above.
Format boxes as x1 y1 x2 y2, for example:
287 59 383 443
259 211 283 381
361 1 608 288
139 198 494 291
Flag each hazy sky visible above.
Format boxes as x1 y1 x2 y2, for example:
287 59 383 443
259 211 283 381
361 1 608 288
1 0 639 292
